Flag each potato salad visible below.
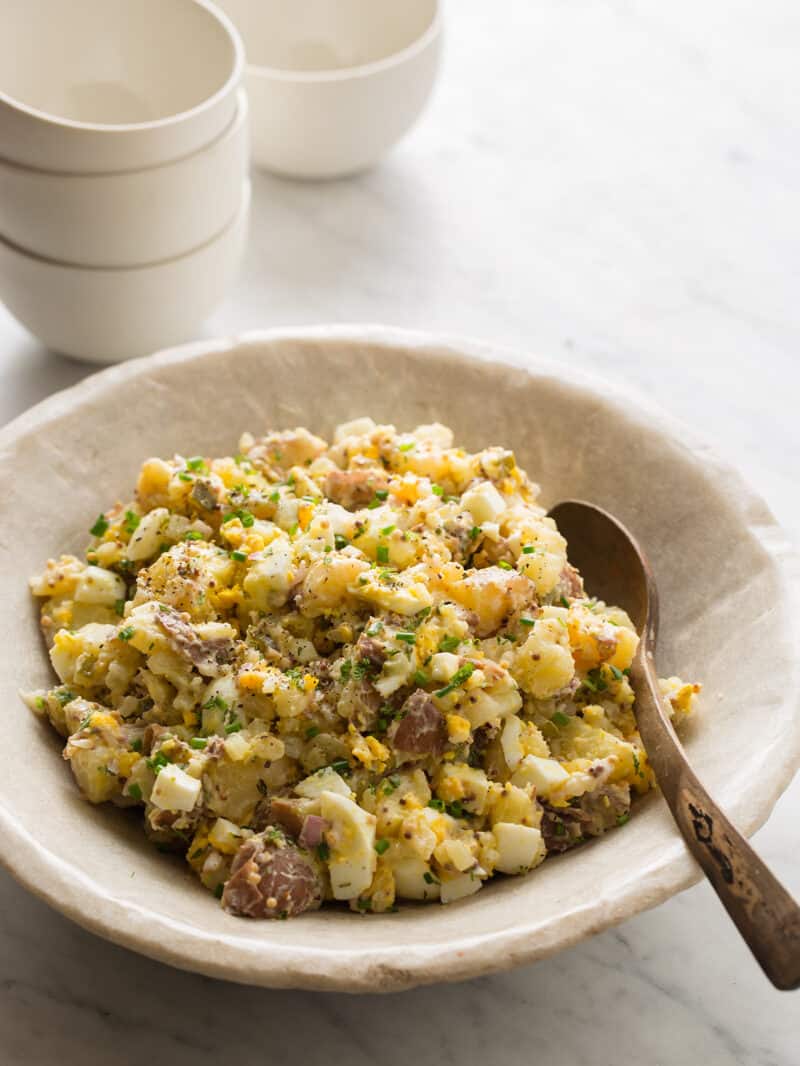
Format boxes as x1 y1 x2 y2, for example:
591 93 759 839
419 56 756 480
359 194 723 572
26 420 699 919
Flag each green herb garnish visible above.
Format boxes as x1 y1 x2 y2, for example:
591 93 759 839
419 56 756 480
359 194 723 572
89 514 108 537
435 662 475 698
146 751 168 774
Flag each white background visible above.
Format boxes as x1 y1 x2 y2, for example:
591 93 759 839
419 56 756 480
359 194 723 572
1 3 798 1063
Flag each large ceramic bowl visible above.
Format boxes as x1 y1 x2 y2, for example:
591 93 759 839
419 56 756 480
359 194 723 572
0 327 797 992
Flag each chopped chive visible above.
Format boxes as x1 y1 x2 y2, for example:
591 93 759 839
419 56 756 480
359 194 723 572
438 635 461 653
329 759 350 775
146 751 168 774
224 720 243 734
435 662 475 698
398 441 416 452
118 625 135 641
413 670 428 686
305 725 320 740
395 632 416 645
127 783 142 802
519 616 535 627
186 456 206 471
316 842 330 861
609 664 624 681
522 544 537 554
616 813 630 827
89 514 108 537
334 533 349 550
131 738 143 753
497 560 513 571
380 524 395 536
190 737 208 749
551 711 570 727
376 545 389 564
469 525 481 541
423 871 439 885
374 838 390 856
431 484 444 496
214 884 224 899
427 798 445 812
178 472 193 482
269 490 280 503
123 510 140 534
230 550 247 562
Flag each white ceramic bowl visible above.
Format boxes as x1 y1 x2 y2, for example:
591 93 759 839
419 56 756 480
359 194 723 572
215 0 442 178
0 326 797 992
0 0 244 173
0 182 250 363
0 91 249 268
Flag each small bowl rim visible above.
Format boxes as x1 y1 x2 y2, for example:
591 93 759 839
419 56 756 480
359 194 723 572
0 88 248 180
0 0 245 136
242 0 441 84
0 179 251 272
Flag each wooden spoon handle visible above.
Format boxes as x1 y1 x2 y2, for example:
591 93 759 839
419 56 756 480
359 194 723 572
632 649 800 990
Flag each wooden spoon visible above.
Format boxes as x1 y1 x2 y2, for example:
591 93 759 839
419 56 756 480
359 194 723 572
548 499 800 990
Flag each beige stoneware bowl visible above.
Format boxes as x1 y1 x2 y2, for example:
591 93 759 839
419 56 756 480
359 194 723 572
0 327 797 992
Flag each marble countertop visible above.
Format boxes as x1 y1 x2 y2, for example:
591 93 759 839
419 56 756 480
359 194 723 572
1 2 798 1062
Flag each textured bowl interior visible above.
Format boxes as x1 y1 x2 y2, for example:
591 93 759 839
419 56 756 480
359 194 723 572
0 327 797 992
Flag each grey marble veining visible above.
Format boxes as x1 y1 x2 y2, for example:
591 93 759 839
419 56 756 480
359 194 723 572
0 2 798 1063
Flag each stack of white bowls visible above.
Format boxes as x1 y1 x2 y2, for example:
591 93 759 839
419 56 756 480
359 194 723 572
0 0 249 364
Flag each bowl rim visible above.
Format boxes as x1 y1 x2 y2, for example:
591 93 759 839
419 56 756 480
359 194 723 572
0 178 251 272
0 324 797 992
0 0 245 136
0 88 248 181
241 0 442 84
